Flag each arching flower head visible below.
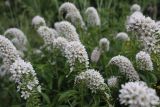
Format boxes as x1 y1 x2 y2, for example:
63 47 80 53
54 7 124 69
4 28 28 53
59 2 85 28
85 7 101 27
10 58 41 100
0 35 20 70
108 55 139 81
136 51 153 71
32 15 46 29
116 32 130 41
64 41 89 72
90 47 101 63
99 38 110 52
75 69 107 93
130 4 141 13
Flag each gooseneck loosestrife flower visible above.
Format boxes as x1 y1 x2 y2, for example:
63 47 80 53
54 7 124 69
54 21 89 74
108 55 139 81
32 15 46 29
54 21 80 42
37 26 58 48
10 58 41 105
59 2 85 28
126 11 160 53
0 35 20 72
90 47 101 63
116 32 130 41
4 28 28 57
130 4 141 13
107 76 118 88
99 38 110 52
64 41 89 73
0 35 41 106
75 69 109 93
85 7 101 27
90 38 109 63
36 20 89 76
35 20 88 75
55 37 68 51
136 51 153 71
119 81 160 107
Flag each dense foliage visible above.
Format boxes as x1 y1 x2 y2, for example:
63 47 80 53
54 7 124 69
0 0 160 107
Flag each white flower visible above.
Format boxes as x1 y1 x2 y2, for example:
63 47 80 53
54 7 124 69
59 2 85 28
116 32 130 41
64 41 89 72
21 91 30 100
136 51 153 71
85 7 101 27
37 26 58 48
55 37 68 51
32 16 46 29
107 76 118 87
108 55 139 81
99 38 110 52
0 35 20 71
4 28 28 54
75 69 106 93
59 2 77 16
65 12 85 28
126 11 160 53
126 11 157 36
140 32 160 54
10 58 41 100
91 47 101 63
54 21 80 42
130 4 141 13
119 81 160 107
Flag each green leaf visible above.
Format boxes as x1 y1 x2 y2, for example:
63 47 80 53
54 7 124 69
41 92 51 104
58 76 64 90
58 90 78 103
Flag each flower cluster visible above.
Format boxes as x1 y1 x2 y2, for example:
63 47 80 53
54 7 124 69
0 35 20 70
130 4 141 13
99 38 110 52
4 28 28 55
119 81 160 107
54 21 80 42
108 55 139 81
126 11 160 53
116 32 130 41
59 2 85 28
136 51 153 71
10 58 41 100
85 7 101 27
126 11 157 36
55 37 68 51
107 76 118 87
37 26 58 48
90 47 101 63
64 41 89 72
140 31 160 53
32 15 46 29
75 69 107 93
